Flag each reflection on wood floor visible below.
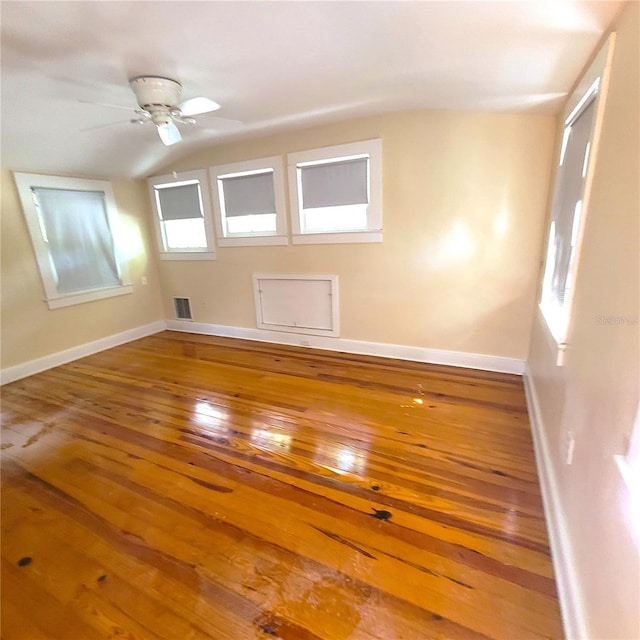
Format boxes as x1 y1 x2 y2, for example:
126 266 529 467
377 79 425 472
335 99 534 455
1 331 564 639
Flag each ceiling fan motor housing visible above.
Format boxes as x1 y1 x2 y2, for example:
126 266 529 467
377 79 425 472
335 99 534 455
129 76 183 119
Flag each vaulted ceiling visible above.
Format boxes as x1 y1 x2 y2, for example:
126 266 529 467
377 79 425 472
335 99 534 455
0 1 624 179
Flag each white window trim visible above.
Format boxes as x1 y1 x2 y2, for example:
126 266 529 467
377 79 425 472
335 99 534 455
615 404 640 548
210 156 288 247
287 139 382 245
539 34 616 366
147 169 216 260
616 405 640 491
13 172 133 310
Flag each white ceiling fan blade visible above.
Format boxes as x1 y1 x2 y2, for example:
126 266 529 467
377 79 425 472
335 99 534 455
80 120 126 133
195 116 243 131
178 97 221 116
79 99 135 112
157 122 182 146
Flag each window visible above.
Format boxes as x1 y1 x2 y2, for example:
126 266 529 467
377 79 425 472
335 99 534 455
539 35 615 364
287 139 382 244
14 173 133 309
147 170 215 260
617 406 640 490
615 404 640 546
210 156 287 247
540 92 597 344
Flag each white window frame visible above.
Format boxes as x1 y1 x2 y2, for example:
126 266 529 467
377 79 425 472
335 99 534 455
539 34 616 366
616 405 640 492
615 404 640 548
147 169 216 261
210 156 288 247
287 139 382 245
13 172 133 310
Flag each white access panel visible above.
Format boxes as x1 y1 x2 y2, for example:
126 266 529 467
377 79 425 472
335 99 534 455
253 274 339 337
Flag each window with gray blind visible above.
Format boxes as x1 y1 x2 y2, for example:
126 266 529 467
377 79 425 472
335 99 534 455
540 77 603 347
287 139 382 244
300 158 369 209
13 172 133 309
217 170 278 236
153 181 206 250
147 170 215 259
544 98 596 303
219 171 276 218
210 157 287 246
156 183 203 222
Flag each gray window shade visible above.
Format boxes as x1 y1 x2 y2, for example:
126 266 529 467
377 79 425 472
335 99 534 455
300 157 369 209
157 183 203 221
33 187 121 295
549 98 596 303
221 171 275 217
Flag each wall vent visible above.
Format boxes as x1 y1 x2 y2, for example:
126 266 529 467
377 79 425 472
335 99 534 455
173 297 193 320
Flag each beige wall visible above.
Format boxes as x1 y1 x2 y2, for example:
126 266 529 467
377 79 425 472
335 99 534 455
0 169 164 369
528 3 639 638
157 110 555 359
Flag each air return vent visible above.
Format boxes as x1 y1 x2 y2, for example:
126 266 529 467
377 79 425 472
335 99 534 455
173 297 192 320
253 274 339 337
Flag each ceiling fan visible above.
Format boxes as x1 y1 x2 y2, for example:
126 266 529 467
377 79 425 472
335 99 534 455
84 75 241 146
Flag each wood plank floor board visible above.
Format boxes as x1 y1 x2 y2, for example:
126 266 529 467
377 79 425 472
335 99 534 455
1 331 564 639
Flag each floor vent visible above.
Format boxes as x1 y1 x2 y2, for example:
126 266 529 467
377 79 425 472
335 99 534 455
173 297 193 320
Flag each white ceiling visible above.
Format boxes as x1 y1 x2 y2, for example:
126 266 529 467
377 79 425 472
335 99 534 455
1 1 624 179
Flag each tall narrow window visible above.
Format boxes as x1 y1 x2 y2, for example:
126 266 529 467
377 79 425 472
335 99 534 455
539 35 615 361
14 173 133 309
288 139 382 245
148 170 216 260
540 92 597 342
210 156 287 247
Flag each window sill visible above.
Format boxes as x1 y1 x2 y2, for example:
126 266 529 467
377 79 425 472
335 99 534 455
292 230 382 245
218 235 288 248
47 284 133 309
159 251 216 261
614 453 640 549
538 303 568 366
615 455 638 493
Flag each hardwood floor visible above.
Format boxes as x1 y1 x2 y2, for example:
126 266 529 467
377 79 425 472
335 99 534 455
1 331 564 640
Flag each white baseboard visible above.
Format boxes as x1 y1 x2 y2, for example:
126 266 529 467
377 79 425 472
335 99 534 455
523 368 585 640
1 318 525 385
165 320 525 374
0 320 167 385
